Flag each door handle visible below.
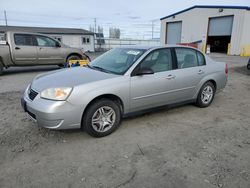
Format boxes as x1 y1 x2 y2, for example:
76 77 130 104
15 47 20 50
166 75 176 80
198 70 204 74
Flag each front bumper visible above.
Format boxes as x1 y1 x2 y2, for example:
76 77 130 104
21 88 83 130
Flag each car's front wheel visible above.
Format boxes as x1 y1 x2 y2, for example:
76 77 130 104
67 55 81 63
247 63 250 70
196 82 215 108
82 99 121 137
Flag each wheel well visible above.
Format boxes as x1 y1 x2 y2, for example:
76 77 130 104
66 53 82 61
81 94 124 127
207 80 217 91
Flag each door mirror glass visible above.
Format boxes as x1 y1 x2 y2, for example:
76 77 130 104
55 42 61 47
136 67 154 76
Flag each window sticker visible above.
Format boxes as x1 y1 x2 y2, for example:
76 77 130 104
127 50 141 55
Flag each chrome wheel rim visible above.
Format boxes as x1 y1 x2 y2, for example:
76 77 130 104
201 86 213 104
91 106 116 133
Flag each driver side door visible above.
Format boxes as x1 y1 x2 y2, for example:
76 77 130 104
130 48 177 112
35 35 64 65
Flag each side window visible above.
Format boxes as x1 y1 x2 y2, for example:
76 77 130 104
197 51 206 66
82 37 90 44
14 34 34 46
36 36 57 47
175 48 198 69
139 48 173 73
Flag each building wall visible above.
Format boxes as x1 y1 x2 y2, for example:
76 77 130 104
240 10 250 56
95 38 160 50
160 8 249 56
50 34 95 52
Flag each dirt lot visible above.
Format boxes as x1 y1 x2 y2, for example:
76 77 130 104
0 54 250 188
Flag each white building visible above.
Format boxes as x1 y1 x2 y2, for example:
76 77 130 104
0 26 95 52
160 5 250 56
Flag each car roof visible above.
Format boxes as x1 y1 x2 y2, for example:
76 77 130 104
7 31 55 38
118 45 199 51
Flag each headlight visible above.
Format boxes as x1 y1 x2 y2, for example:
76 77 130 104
41 87 72 101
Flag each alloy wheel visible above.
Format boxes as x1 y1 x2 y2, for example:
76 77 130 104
91 106 116 133
201 85 214 104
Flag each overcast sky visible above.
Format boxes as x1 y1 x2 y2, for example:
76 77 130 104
0 0 249 39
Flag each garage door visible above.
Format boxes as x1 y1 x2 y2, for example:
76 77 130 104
166 21 182 44
208 16 233 36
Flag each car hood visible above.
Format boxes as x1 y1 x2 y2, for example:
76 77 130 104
31 67 119 92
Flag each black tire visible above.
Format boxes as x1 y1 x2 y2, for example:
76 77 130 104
82 99 121 137
196 82 215 108
67 55 81 63
58 64 65 68
247 63 250 70
0 63 3 75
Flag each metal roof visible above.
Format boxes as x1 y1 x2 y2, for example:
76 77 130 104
0 25 94 35
160 5 250 20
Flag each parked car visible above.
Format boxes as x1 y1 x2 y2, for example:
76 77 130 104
247 58 250 70
0 31 87 75
21 46 228 137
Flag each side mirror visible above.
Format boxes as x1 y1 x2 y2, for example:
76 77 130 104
55 42 61 47
136 67 154 76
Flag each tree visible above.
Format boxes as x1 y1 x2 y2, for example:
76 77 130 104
89 26 94 33
109 27 120 39
98 26 103 34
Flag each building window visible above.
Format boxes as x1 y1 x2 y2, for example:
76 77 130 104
82 36 90 44
0 33 6 41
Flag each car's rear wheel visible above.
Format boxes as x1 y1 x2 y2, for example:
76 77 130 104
82 99 121 137
196 82 215 108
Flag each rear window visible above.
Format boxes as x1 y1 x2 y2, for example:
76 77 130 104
14 34 34 46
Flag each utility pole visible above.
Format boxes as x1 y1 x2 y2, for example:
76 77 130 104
151 20 154 39
94 18 97 33
4 10 8 26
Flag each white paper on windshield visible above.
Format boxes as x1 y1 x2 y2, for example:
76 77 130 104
127 51 141 55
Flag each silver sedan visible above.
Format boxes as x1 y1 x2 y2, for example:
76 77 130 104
21 46 228 137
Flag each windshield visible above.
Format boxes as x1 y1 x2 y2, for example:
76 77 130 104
89 48 146 75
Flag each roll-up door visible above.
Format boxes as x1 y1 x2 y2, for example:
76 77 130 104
208 16 233 36
166 21 182 44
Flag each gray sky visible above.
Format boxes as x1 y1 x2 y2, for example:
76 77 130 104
0 0 249 39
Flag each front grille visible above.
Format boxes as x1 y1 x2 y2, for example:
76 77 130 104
28 89 38 101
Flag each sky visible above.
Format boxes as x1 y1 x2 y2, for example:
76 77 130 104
0 0 249 39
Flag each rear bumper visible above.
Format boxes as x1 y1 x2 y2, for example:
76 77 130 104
21 88 83 130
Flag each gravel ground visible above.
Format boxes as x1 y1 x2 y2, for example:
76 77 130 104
0 53 250 188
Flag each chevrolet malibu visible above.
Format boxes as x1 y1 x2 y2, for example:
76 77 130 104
21 46 228 137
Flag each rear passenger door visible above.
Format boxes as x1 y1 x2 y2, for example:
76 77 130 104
12 34 38 65
170 47 206 101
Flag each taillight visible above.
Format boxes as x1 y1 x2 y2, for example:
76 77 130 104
225 63 228 75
